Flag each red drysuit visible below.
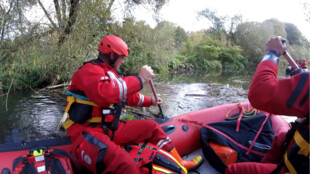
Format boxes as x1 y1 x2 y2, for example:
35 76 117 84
66 59 174 174
226 59 309 174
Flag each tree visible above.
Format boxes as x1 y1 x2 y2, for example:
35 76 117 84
174 26 187 49
226 14 243 46
198 8 227 41
35 0 168 45
0 0 37 42
261 19 286 38
0 0 38 63
234 21 265 63
303 1 310 23
284 23 303 46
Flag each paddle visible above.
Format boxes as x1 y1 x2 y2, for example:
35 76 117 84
281 39 300 70
149 79 165 119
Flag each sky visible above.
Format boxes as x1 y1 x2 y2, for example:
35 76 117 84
128 0 310 40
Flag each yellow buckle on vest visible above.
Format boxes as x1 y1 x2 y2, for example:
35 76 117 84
33 149 43 156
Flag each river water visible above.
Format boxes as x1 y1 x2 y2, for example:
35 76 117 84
0 69 293 144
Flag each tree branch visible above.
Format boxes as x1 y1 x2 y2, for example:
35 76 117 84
0 2 14 42
37 0 57 29
58 0 80 45
5 79 14 111
61 0 67 23
54 0 63 28
107 0 115 12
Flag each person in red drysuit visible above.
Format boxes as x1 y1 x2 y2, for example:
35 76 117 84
63 35 203 174
295 59 300 67
300 59 307 69
225 36 309 174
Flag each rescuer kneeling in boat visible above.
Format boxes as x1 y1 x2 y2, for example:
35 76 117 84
63 35 203 173
225 36 309 174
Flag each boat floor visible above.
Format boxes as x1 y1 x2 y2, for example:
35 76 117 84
183 148 220 174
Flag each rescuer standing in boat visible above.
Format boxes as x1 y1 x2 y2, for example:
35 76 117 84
225 36 309 173
63 35 203 173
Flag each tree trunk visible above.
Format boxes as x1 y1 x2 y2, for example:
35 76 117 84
58 0 80 45
54 0 63 28
0 2 13 42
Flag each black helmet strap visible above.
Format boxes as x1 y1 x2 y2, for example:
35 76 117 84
109 53 120 68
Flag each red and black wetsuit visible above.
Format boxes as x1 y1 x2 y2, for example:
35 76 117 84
226 52 309 174
66 59 174 174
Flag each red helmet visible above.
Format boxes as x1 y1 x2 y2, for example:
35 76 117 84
98 35 129 57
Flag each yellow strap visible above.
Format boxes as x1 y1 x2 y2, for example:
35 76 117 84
65 96 98 113
63 95 117 129
76 98 97 106
294 130 309 156
63 119 75 129
153 165 173 173
62 116 103 129
63 95 100 129
87 117 102 123
284 152 297 174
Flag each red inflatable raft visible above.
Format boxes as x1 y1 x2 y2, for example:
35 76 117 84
0 102 290 173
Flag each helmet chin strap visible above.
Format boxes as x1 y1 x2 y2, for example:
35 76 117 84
109 53 120 69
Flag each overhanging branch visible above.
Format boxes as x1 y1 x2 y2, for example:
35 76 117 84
37 0 57 29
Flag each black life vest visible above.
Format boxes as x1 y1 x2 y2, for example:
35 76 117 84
272 118 309 174
63 59 124 136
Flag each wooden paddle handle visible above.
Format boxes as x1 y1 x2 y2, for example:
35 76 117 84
149 79 159 102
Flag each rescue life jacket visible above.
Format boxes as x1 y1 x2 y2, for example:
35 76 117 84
12 148 73 174
272 118 309 174
124 142 187 174
62 59 124 135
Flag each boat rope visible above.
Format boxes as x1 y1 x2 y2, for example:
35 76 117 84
180 103 272 157
225 103 258 119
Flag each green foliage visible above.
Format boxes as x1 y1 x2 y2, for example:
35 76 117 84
262 19 287 38
114 20 178 74
235 22 269 64
198 8 227 41
120 113 136 120
176 32 245 71
219 46 245 70
175 26 187 49
287 45 310 63
0 1 309 92
284 23 304 46
234 20 309 65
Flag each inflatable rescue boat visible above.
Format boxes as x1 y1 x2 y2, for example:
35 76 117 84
0 102 290 173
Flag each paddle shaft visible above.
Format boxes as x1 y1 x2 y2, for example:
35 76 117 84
149 79 165 118
281 38 299 70
283 51 300 70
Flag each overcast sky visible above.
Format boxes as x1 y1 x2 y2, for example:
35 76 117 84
128 0 310 40
31 0 310 40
